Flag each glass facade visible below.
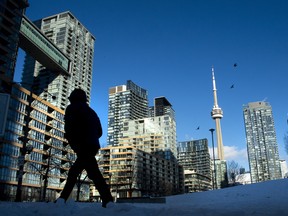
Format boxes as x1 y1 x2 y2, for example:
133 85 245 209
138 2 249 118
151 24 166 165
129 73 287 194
243 101 282 183
108 81 177 160
0 0 29 81
0 6 95 202
107 80 149 146
177 139 212 192
20 17 69 72
106 81 183 196
0 85 77 201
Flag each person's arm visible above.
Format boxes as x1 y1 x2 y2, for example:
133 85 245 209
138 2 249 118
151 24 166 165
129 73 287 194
64 105 80 152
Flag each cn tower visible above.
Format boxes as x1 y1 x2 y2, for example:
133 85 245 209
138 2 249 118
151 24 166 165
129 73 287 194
211 66 225 160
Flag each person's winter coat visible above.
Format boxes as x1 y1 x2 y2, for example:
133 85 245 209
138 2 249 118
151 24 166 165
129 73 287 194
64 100 102 156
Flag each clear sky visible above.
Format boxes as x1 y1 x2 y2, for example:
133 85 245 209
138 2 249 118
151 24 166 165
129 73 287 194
15 0 288 170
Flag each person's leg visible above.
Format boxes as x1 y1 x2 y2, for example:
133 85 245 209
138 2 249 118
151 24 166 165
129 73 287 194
59 157 84 201
84 157 113 206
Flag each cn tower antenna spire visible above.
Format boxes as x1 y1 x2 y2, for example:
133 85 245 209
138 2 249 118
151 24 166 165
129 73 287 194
212 66 219 108
211 66 225 160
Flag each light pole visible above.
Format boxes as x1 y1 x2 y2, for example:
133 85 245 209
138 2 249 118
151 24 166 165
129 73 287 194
209 128 217 190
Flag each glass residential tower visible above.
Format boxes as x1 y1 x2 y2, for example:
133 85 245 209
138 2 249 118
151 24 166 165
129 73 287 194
243 101 281 183
21 11 95 110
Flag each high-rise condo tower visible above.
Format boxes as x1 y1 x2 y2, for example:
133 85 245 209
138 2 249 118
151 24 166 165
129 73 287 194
22 11 95 110
243 101 281 183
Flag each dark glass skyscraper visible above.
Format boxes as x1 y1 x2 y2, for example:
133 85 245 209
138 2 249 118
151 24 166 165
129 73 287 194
0 0 29 83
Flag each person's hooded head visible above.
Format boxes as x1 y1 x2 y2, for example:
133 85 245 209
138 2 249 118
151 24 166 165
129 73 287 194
68 89 87 103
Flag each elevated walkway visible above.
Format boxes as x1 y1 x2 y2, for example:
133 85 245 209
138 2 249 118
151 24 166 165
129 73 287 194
19 16 70 76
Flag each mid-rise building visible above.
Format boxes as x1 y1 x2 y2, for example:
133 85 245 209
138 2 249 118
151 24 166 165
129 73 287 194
177 139 211 192
243 101 282 183
97 145 184 199
21 11 95 110
120 116 177 160
120 118 165 154
0 84 79 201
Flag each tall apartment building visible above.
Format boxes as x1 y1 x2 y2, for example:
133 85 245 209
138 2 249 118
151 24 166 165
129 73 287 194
107 80 148 146
243 101 282 183
0 8 94 201
21 11 95 110
0 0 29 83
177 139 211 192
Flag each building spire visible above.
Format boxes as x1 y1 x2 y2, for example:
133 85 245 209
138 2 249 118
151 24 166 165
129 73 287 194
212 66 219 108
211 66 224 160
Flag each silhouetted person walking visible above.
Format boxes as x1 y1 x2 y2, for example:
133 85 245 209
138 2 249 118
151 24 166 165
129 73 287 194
57 89 113 207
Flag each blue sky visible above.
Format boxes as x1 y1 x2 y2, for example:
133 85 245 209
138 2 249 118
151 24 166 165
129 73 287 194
15 0 288 170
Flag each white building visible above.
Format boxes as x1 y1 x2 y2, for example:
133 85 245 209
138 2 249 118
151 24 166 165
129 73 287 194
279 160 288 178
235 173 251 185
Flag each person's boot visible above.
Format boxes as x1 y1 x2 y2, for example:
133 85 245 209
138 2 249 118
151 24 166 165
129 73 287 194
102 196 114 208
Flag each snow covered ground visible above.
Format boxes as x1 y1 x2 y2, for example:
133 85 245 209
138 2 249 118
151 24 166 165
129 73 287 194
1 178 288 216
